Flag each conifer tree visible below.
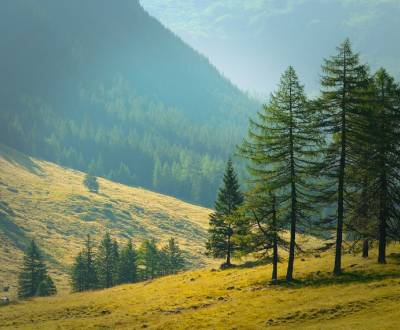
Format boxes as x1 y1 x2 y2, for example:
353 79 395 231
118 239 137 284
239 185 286 283
368 68 400 263
240 67 321 281
319 39 369 275
36 276 57 297
111 239 120 284
71 235 98 292
96 233 116 288
139 239 160 279
206 159 243 267
71 252 86 292
161 238 185 275
18 240 49 299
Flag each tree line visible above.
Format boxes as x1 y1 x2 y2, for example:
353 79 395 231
71 234 185 292
207 39 400 282
16 235 185 298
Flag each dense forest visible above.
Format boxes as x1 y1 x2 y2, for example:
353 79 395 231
0 0 258 207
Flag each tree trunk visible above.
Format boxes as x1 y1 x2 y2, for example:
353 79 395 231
286 79 297 282
226 231 231 266
334 58 347 276
378 206 387 264
362 239 369 258
272 196 278 284
334 128 345 276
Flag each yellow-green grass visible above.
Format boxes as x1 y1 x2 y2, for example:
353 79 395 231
0 144 212 298
1 245 399 329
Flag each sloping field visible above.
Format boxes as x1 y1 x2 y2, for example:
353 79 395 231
0 144 212 297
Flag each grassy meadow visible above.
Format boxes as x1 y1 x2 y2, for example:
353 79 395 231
0 245 399 329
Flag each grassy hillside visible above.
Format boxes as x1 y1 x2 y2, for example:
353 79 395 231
1 245 399 329
0 144 212 298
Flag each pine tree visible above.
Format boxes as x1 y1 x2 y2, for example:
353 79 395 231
84 234 98 289
36 276 57 297
111 239 120 284
161 238 185 275
71 235 98 292
139 239 160 280
206 159 243 267
368 68 400 263
118 239 137 284
18 240 49 299
96 233 116 288
71 252 86 292
240 185 287 283
319 39 369 275
240 67 321 281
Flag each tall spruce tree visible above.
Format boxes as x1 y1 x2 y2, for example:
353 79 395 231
206 159 243 267
319 39 369 275
18 240 49 299
240 67 321 281
161 238 185 275
139 239 160 279
71 252 87 292
71 235 98 292
369 68 400 263
118 239 137 284
96 233 116 288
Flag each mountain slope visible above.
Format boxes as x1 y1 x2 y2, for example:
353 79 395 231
0 144 212 298
0 0 259 206
1 246 400 329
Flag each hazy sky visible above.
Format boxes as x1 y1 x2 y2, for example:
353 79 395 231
140 0 400 98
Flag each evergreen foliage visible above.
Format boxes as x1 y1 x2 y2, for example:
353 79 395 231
71 235 98 292
18 240 55 299
117 239 137 284
368 68 400 263
206 159 244 266
319 39 370 275
96 233 117 288
139 239 160 280
160 238 185 275
36 276 57 297
239 185 287 283
239 67 321 281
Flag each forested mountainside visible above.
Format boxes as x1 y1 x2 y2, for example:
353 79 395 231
0 144 212 297
0 0 258 207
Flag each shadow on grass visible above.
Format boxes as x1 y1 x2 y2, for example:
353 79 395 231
0 143 43 176
258 268 400 289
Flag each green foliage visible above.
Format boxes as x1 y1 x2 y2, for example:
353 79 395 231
238 186 286 282
0 2 259 207
84 173 99 193
71 235 98 292
239 66 321 281
319 39 370 274
95 233 118 288
366 69 400 263
117 239 137 284
138 239 160 280
18 240 54 299
206 159 243 266
36 276 57 297
160 238 185 275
